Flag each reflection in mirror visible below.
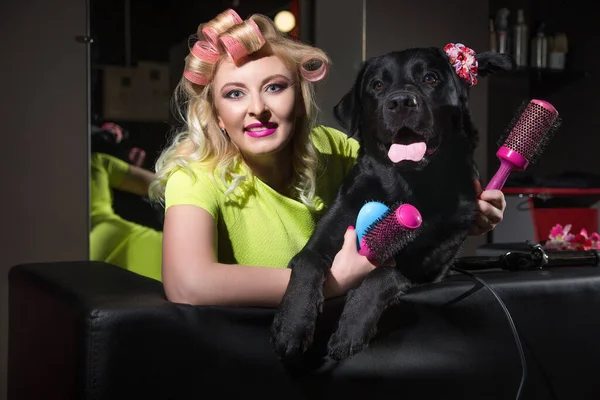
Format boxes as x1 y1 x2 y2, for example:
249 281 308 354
89 0 295 280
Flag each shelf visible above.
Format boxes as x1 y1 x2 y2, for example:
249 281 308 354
495 67 591 97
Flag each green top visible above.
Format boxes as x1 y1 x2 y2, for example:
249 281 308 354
90 152 129 227
164 125 359 268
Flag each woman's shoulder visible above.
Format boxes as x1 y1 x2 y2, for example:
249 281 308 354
168 162 214 187
310 125 360 157
310 124 348 142
164 161 223 212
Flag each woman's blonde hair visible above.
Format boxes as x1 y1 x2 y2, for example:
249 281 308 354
149 9 330 209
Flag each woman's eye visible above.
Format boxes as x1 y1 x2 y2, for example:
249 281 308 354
373 80 384 91
423 73 438 84
266 83 287 93
225 90 243 99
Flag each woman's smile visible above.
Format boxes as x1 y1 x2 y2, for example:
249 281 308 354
245 122 278 138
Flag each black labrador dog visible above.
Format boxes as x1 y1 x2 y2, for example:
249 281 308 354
271 45 514 362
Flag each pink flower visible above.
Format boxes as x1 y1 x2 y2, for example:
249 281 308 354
545 223 600 251
549 224 564 239
567 233 593 250
443 43 478 86
548 224 572 240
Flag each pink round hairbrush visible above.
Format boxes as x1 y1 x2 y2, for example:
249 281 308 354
356 201 422 263
487 99 561 191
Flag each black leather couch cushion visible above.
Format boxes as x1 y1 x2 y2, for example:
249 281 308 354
8 261 600 400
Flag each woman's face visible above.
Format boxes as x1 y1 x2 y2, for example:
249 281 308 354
213 54 300 160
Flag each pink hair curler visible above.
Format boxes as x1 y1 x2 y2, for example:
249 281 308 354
300 57 328 82
101 122 124 143
183 70 210 86
128 147 146 167
219 19 265 63
202 9 243 49
486 99 561 191
190 40 220 63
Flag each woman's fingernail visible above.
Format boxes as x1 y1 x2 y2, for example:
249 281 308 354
348 225 355 230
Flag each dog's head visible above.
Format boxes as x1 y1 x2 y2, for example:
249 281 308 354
334 45 514 170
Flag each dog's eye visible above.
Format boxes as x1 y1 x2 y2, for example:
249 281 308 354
373 80 384 91
423 73 438 85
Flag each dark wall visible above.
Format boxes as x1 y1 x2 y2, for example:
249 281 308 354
0 0 90 397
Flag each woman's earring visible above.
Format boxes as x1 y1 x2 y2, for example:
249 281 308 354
220 128 227 135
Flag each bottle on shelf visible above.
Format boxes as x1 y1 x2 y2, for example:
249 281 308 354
549 32 568 70
489 18 497 53
531 23 548 69
495 8 510 54
513 9 529 68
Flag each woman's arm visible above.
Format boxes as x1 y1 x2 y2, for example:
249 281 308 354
162 205 374 307
115 164 156 197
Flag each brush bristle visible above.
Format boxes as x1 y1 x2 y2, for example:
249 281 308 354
360 202 422 261
497 99 561 164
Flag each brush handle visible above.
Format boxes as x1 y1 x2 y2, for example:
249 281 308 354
486 160 515 190
355 202 390 246
486 146 529 191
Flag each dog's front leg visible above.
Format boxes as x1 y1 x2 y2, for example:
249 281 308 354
327 267 410 360
271 248 329 362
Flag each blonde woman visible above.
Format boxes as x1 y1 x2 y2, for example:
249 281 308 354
149 9 505 307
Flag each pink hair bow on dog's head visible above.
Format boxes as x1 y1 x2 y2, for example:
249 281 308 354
444 43 478 87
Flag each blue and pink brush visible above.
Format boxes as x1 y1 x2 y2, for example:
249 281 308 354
355 201 423 263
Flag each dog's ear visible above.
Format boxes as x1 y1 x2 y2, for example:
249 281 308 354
333 85 361 138
334 61 369 138
476 52 516 77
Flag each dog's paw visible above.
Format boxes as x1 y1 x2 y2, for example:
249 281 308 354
271 307 318 363
327 322 376 361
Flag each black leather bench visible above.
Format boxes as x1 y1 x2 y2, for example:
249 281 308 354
8 260 600 400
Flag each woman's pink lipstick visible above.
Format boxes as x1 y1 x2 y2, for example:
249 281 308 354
245 122 278 138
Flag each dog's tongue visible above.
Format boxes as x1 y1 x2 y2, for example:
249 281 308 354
388 142 427 163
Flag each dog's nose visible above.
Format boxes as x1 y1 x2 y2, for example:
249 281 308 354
386 92 418 110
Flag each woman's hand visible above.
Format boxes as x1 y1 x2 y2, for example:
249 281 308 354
325 226 377 298
469 179 507 236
